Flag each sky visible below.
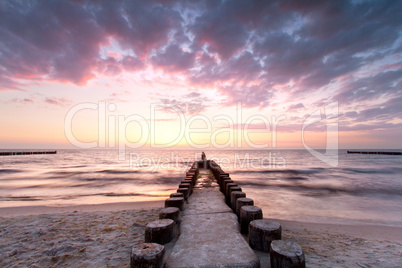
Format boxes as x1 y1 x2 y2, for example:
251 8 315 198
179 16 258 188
0 0 401 150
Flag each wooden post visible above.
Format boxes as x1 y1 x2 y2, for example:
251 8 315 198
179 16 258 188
218 173 229 185
249 219 281 252
179 183 192 194
240 206 263 234
165 197 184 211
270 240 305 268
179 182 191 188
130 243 165 268
230 191 246 212
227 186 242 205
159 207 181 237
236 198 254 219
225 183 238 203
145 219 175 245
183 178 194 187
186 172 195 180
159 207 180 224
221 178 233 193
177 188 189 200
170 192 184 198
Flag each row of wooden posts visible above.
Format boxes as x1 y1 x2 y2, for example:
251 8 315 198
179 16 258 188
208 160 305 268
130 160 305 268
130 162 199 267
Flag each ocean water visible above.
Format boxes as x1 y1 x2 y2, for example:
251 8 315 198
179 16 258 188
1 149 402 227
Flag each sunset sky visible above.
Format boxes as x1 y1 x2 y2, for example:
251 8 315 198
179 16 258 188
0 0 401 149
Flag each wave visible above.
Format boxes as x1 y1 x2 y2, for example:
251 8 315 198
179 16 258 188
237 179 402 197
96 169 156 174
152 176 183 185
0 192 165 202
1 196 42 201
59 165 88 169
47 169 157 176
48 170 87 176
232 168 327 175
232 166 400 176
1 174 183 190
284 176 309 181
342 168 398 174
0 169 24 174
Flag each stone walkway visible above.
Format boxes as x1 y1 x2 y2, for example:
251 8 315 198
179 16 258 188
164 169 259 268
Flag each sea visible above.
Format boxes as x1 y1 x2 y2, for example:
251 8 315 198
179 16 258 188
1 148 402 227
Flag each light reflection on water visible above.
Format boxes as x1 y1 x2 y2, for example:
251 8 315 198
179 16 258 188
0 149 402 226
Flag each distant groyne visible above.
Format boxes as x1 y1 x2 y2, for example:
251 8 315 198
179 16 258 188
0 151 57 156
347 151 402 155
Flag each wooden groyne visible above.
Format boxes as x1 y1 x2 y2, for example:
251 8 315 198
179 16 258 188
347 151 402 155
131 156 306 267
0 151 57 156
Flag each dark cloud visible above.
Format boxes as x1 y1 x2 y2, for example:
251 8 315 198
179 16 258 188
151 44 195 72
0 0 103 85
0 0 179 86
334 69 402 103
342 96 402 123
252 0 402 95
340 122 402 132
97 56 144 76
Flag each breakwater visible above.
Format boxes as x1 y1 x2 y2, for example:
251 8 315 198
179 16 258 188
347 151 402 155
0 151 57 156
130 156 306 267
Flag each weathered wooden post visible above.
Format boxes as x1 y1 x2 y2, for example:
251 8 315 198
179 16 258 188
159 207 181 237
145 219 175 244
183 178 194 187
227 186 242 205
159 207 180 224
270 240 305 268
179 183 192 194
170 192 184 198
225 183 238 203
236 198 254 219
165 197 184 211
249 219 282 252
186 171 195 180
230 191 246 212
177 187 189 200
186 174 194 181
240 206 263 234
130 243 165 268
218 173 230 185
221 178 233 192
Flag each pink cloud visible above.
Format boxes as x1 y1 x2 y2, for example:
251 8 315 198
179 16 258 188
44 97 72 107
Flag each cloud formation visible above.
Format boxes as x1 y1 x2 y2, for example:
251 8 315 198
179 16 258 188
0 0 401 133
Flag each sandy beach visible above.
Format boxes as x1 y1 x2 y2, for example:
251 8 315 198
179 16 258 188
0 202 401 267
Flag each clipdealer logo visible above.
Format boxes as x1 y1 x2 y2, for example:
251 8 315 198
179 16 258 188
64 101 338 167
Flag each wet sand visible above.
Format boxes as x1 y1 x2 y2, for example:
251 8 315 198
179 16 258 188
0 202 401 267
